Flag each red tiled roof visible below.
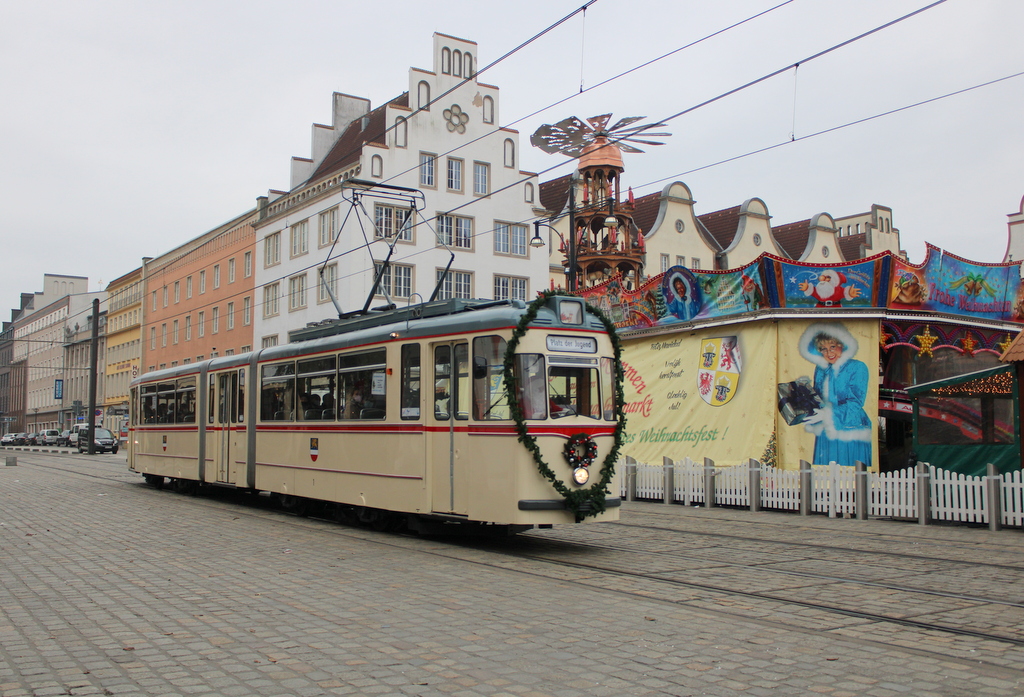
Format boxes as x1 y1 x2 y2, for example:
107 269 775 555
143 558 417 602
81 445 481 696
697 206 741 251
838 233 867 261
539 174 572 214
630 191 660 237
771 219 811 260
307 96 400 184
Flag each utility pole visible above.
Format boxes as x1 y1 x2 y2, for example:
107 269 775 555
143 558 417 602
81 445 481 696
86 298 99 455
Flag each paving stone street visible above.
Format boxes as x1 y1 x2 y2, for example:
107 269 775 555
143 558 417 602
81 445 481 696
1 451 1021 696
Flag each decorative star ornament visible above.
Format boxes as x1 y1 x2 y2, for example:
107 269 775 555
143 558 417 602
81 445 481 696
960 331 978 357
914 325 938 358
998 332 1015 355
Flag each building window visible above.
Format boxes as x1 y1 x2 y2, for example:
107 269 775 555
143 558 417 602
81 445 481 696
211 307 219 334
240 345 251 354
676 255 685 267
291 220 308 257
319 208 338 246
186 275 193 298
319 264 337 303
691 257 701 269
185 315 191 341
417 81 430 110
374 204 413 241
198 311 205 338
441 47 451 74
262 336 278 348
473 162 489 196
212 265 220 289
482 95 494 123
228 258 236 283
435 269 472 300
244 251 252 277
173 319 179 344
265 233 281 266
438 214 472 249
452 50 462 77
163 286 168 307
151 291 157 312
263 283 280 318
494 222 527 256
420 153 436 187
289 274 307 311
243 297 251 326
393 117 408 149
524 182 534 203
174 281 180 303
661 254 670 273
199 270 206 294
447 158 463 191
463 53 473 78
371 155 383 178
376 263 413 299
494 275 527 301
503 139 515 168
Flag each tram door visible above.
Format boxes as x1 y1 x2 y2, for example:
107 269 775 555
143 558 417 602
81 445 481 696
430 342 470 515
212 370 246 485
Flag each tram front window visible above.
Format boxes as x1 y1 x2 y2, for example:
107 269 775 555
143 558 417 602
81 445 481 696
548 364 600 419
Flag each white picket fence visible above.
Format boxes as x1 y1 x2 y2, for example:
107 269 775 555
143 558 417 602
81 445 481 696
620 458 1024 528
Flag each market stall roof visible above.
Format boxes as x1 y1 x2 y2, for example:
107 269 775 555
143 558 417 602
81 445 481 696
1000 331 1024 362
906 364 1014 397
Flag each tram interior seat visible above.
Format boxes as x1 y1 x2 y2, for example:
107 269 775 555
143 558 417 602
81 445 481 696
322 409 335 419
304 409 322 420
360 408 385 420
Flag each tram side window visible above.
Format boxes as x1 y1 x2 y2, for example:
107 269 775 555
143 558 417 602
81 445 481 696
401 344 421 420
473 336 509 420
549 364 601 419
157 383 175 423
601 357 616 421
141 385 158 423
297 356 337 420
176 377 196 423
339 350 387 419
235 371 244 423
515 354 548 420
261 362 296 421
434 346 451 419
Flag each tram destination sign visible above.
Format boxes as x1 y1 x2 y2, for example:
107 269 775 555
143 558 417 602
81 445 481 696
546 335 597 354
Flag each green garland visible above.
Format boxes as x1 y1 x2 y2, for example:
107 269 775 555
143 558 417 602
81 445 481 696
502 289 627 522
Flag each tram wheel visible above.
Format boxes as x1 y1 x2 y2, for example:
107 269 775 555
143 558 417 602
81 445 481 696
171 478 199 496
279 494 309 517
330 504 359 526
143 474 164 489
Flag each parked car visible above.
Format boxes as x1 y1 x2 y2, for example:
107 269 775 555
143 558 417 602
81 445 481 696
39 429 60 446
1 433 16 446
25 433 39 445
10 433 27 445
57 430 71 447
78 427 119 454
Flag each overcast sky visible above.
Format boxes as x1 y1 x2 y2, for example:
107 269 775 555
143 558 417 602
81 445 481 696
1 0 1021 314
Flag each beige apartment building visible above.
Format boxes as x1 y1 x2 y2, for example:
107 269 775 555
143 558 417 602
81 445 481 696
104 267 144 429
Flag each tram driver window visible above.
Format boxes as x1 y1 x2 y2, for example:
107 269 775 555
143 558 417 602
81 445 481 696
514 354 548 420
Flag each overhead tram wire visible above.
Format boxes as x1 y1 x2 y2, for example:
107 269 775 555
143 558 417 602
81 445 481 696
117 0 950 337
637 69 1024 191
110 1 798 334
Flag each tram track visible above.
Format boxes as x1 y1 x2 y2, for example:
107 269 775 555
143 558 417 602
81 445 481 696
17 454 1024 659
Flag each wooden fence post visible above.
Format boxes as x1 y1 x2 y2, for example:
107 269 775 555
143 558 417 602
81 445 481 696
703 457 715 509
662 456 674 505
624 456 637 502
917 461 931 526
799 460 812 516
855 460 868 521
988 462 1002 532
748 458 761 513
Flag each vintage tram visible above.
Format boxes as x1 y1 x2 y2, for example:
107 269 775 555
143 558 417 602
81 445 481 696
127 294 623 532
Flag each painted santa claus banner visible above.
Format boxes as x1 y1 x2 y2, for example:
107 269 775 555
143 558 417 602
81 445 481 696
770 256 886 309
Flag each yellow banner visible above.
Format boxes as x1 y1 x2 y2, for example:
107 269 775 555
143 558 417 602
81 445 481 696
620 321 778 467
620 318 879 470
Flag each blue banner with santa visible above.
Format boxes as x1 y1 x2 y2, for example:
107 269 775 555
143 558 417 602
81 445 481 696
767 254 888 309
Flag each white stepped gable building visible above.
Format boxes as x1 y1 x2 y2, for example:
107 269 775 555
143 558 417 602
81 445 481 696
254 33 545 347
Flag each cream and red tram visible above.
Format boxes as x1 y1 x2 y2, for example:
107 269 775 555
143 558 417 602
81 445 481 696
128 295 622 532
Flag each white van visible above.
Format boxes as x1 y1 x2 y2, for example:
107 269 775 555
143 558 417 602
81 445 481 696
39 429 61 445
67 423 89 448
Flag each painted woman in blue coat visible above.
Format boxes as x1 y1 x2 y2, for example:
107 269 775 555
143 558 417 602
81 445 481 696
798 323 872 467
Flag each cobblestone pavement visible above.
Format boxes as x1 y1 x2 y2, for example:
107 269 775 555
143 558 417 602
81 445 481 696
1 453 1021 696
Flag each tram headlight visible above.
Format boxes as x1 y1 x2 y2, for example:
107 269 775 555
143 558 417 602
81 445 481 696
571 467 590 486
